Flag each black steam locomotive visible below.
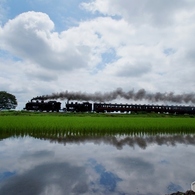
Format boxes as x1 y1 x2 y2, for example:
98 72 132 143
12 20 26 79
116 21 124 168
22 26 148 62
25 99 195 114
25 100 61 112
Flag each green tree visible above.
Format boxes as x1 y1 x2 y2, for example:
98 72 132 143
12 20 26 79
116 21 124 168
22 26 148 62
0 91 17 110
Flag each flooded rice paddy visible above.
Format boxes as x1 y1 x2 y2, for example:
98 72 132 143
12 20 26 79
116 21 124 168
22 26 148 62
0 132 195 195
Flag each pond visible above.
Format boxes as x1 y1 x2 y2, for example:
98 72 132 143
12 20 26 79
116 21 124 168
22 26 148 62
0 133 195 195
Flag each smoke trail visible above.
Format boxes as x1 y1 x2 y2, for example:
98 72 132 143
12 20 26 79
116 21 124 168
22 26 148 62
32 88 195 104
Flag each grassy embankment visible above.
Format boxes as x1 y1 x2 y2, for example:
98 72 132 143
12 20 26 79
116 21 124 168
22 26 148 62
0 111 195 136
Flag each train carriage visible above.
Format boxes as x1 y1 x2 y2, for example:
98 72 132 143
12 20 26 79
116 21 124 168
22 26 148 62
66 101 92 112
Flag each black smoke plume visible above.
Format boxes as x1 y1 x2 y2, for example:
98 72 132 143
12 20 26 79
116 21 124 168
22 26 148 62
32 88 195 104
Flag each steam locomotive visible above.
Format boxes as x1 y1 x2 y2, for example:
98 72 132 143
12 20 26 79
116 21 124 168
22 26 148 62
25 100 61 112
24 99 195 114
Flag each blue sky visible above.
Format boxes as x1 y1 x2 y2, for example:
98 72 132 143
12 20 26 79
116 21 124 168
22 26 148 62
1 0 195 109
0 0 108 34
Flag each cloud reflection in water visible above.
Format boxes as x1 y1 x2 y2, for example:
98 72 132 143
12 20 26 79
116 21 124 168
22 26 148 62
0 133 195 195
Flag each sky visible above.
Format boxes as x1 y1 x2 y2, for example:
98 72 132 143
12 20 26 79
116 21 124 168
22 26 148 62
1 0 195 109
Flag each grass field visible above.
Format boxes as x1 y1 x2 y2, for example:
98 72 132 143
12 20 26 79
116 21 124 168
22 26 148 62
0 111 195 136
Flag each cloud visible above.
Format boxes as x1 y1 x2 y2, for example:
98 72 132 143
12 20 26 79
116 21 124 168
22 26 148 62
82 0 195 27
0 162 89 195
116 157 154 174
0 11 139 74
25 64 58 81
0 11 95 71
115 61 152 77
21 150 55 161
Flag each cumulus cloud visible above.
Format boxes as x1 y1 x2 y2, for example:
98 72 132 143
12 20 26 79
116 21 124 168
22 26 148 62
0 11 98 71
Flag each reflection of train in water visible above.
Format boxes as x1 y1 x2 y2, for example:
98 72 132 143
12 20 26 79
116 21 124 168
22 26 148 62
25 99 195 114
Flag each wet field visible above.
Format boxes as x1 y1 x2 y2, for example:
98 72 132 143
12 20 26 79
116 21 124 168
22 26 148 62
0 132 195 195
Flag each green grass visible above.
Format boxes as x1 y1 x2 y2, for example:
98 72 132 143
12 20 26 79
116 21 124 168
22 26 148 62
0 111 195 136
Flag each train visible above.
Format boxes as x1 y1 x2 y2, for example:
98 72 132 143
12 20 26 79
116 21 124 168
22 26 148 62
24 99 195 114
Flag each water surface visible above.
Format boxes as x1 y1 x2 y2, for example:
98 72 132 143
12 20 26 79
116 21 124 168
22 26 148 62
0 133 195 195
